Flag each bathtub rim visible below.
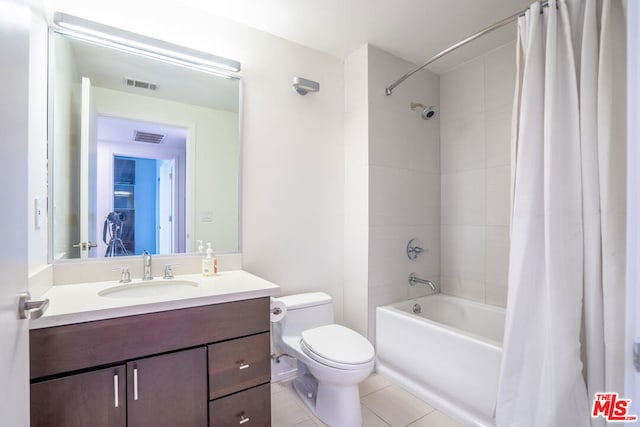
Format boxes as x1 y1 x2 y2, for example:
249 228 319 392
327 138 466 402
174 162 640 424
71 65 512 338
377 293 505 349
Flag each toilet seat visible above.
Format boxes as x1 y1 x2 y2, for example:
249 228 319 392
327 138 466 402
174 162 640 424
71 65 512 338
300 324 374 370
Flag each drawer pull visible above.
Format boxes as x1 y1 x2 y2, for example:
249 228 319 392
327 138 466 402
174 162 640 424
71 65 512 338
133 368 139 401
239 414 250 424
239 363 250 370
113 374 119 408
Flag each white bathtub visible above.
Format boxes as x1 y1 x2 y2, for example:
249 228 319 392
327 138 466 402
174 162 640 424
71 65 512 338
375 294 505 427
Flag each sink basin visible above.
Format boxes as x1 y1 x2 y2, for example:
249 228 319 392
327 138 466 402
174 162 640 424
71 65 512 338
98 280 199 298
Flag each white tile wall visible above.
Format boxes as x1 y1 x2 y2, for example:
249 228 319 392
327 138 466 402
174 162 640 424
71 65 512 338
344 44 440 342
441 169 486 226
439 41 515 307
440 57 485 117
440 114 486 174
344 44 370 336
365 45 440 341
345 40 513 341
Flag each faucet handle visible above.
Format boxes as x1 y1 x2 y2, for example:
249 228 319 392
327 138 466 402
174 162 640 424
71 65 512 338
163 264 180 280
112 266 132 283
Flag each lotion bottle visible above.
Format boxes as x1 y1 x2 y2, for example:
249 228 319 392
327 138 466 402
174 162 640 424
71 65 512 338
202 242 217 276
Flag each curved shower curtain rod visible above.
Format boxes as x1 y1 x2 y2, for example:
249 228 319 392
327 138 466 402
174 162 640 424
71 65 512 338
385 0 550 96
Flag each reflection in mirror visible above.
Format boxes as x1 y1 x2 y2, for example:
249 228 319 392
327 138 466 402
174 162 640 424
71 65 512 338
50 20 241 260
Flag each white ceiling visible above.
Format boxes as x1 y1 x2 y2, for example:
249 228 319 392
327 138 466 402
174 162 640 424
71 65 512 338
175 0 533 73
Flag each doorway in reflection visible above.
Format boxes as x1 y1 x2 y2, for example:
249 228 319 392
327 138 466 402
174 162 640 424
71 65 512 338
110 156 176 256
97 116 186 257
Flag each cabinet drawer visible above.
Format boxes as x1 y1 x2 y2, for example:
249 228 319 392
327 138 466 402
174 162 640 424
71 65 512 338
208 332 270 399
209 384 271 427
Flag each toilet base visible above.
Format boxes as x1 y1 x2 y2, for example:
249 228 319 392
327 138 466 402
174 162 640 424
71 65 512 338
292 370 363 427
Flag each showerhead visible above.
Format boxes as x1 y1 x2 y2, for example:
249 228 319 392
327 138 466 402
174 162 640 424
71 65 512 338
410 102 437 120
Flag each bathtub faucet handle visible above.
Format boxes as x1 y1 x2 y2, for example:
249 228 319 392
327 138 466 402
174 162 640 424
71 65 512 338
407 238 425 260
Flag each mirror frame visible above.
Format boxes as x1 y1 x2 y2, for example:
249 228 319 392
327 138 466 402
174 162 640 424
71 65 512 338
46 18 243 263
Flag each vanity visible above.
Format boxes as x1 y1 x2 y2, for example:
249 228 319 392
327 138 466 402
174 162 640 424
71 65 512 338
29 271 279 427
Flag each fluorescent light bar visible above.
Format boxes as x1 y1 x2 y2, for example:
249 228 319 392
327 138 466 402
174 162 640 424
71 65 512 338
53 12 241 74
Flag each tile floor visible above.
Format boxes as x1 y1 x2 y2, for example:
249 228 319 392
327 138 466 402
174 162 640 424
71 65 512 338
271 373 463 427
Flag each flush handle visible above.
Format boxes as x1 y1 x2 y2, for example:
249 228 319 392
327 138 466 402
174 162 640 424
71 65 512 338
18 292 49 320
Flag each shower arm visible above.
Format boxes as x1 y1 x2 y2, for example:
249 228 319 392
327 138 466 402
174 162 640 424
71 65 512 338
385 1 550 96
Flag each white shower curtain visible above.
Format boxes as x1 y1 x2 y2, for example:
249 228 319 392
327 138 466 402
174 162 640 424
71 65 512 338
496 0 627 426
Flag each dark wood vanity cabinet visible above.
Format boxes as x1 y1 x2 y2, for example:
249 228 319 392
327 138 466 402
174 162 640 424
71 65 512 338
30 298 271 427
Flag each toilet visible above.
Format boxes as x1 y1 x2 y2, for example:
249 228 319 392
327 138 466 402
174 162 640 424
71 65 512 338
272 292 375 427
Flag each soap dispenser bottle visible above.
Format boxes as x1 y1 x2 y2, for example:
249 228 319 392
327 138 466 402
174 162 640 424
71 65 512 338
202 242 217 276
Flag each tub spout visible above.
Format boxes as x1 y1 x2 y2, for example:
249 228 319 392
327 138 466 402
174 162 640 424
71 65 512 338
409 273 437 292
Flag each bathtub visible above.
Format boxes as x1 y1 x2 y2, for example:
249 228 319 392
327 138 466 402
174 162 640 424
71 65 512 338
375 294 505 427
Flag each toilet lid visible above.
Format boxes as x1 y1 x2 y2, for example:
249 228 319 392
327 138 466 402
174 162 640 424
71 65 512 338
300 324 374 369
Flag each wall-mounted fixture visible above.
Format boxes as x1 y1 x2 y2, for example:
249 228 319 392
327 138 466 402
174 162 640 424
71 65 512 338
408 273 437 292
406 238 425 260
53 12 241 77
293 77 320 95
410 103 437 120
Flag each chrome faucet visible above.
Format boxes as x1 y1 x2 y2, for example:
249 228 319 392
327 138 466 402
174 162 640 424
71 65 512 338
408 273 437 292
142 250 153 280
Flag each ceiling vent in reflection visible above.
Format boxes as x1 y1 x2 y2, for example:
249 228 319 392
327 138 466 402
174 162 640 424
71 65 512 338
124 77 158 91
133 131 165 144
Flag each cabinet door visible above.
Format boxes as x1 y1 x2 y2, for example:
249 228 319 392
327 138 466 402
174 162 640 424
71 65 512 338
127 347 207 427
31 365 126 427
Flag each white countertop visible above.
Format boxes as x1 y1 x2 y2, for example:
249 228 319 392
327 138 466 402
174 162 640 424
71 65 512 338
30 270 280 329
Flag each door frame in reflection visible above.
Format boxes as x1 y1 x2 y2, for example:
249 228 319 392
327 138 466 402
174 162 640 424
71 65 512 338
96 116 186 257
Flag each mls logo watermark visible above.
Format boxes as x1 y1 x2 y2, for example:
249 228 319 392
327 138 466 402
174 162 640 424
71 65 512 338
591 393 638 422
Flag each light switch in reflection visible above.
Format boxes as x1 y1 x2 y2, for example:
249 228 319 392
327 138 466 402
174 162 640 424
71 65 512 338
201 211 214 222
34 197 43 229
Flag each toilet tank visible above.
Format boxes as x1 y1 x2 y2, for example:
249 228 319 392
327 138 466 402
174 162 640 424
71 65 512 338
274 292 334 338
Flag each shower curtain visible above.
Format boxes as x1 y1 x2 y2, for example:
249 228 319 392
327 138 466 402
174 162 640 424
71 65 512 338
496 0 627 426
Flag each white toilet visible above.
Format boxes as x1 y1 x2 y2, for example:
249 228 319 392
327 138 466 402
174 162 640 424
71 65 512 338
272 292 375 427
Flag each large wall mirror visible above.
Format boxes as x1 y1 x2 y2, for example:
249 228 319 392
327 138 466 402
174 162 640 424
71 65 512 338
49 14 241 260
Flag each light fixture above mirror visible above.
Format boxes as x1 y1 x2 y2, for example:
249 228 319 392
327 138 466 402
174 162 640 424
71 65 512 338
53 12 241 76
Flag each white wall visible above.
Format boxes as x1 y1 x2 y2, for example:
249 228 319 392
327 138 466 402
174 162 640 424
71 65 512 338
439 41 515 306
39 0 346 320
